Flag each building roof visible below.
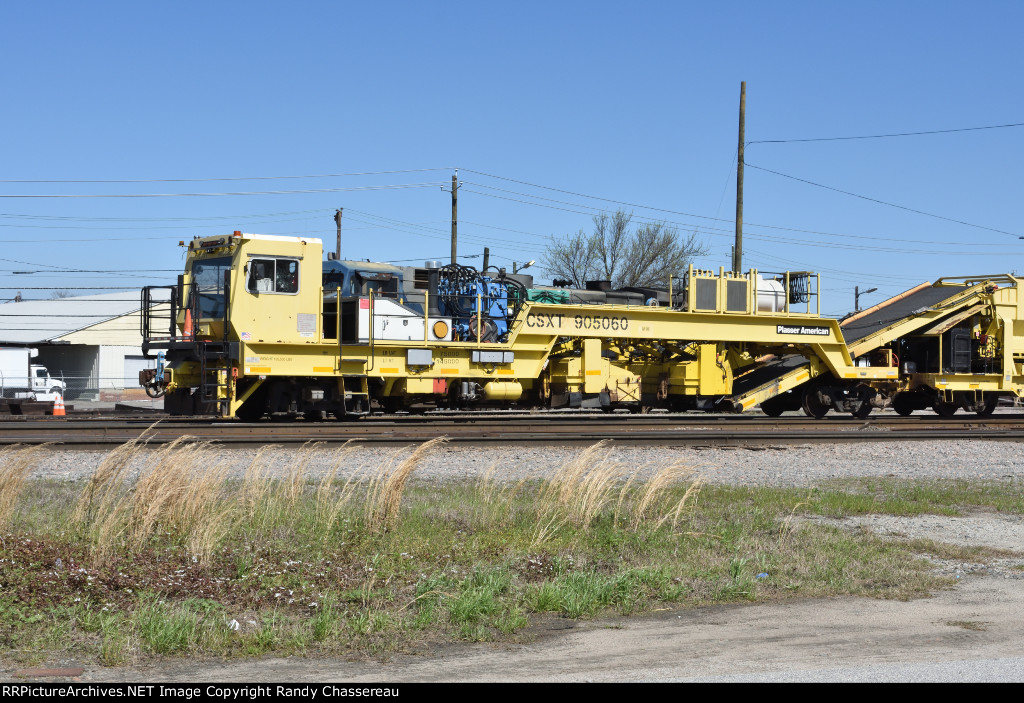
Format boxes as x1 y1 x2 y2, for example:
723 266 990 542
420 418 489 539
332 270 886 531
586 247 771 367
0 290 170 344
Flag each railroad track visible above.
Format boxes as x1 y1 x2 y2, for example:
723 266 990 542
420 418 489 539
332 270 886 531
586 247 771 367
3 412 1024 446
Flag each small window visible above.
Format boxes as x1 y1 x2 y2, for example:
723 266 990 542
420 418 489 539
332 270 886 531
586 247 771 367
276 260 299 293
247 258 299 294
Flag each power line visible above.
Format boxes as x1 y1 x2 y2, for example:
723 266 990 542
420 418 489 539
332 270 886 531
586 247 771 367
461 172 1015 248
0 287 140 290
745 162 1020 239
0 168 455 184
460 172 724 224
0 207 334 222
461 184 1019 255
747 120 1024 145
0 182 448 199
342 208 540 256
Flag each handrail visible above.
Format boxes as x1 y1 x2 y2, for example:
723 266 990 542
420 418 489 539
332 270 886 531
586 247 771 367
366 290 375 371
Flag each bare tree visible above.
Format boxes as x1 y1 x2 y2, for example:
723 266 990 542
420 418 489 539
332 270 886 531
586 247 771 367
49 289 73 299
544 211 707 289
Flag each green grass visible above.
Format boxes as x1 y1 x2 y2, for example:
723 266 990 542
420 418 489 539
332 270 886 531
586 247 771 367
1 441 1022 664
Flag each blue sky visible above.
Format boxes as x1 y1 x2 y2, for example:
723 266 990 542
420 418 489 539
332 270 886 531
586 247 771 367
1 1 1021 316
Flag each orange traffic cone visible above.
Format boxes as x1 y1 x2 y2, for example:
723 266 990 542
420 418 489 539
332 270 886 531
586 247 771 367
52 393 65 417
183 309 193 340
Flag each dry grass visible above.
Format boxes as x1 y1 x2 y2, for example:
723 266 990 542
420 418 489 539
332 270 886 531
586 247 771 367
128 437 210 550
630 461 699 531
10 437 707 567
57 436 454 565
366 437 446 530
71 435 147 529
71 436 238 566
278 442 323 511
0 445 48 529
657 475 705 530
241 444 280 528
537 441 623 527
314 441 360 539
531 442 703 543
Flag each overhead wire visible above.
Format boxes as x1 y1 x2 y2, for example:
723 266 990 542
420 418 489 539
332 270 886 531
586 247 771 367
744 162 1020 238
0 182 449 198
461 183 1019 256
0 168 456 184
747 120 1024 145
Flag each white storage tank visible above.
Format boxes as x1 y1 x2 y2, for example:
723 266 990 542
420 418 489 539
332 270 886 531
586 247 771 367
755 276 786 313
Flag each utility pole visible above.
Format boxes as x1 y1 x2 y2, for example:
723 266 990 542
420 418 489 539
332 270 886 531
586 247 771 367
855 286 878 312
333 208 343 261
733 81 745 273
450 171 459 265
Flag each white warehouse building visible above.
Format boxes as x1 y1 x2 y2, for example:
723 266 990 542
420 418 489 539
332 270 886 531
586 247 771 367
0 290 169 400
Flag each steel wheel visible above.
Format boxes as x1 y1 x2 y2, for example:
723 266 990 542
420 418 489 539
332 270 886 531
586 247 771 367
802 387 830 419
933 401 958 417
977 395 999 416
760 396 786 417
851 402 872 419
891 393 915 416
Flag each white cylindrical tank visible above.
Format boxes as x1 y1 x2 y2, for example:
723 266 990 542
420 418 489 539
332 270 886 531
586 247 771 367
755 276 786 312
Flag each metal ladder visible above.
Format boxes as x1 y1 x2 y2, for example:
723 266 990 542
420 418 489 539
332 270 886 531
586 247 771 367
341 375 371 416
197 341 231 416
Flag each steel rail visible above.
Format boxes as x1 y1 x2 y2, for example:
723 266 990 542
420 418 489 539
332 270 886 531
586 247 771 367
3 414 1024 446
6 411 1024 428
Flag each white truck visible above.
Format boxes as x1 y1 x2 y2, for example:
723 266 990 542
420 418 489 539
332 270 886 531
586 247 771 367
0 347 67 400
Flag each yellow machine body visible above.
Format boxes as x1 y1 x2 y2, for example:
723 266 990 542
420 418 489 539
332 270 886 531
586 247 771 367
145 233 1024 419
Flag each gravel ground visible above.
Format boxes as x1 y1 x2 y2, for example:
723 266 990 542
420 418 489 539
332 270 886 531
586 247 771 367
23 439 1024 486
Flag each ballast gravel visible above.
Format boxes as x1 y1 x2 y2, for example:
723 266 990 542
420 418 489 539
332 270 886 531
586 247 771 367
22 439 1024 486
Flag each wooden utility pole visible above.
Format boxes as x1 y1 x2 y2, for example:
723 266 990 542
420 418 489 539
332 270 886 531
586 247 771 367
333 208 343 260
450 171 459 265
734 81 746 273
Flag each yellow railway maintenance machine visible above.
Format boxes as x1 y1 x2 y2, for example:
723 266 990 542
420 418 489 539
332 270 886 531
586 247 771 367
139 233 1021 420
724 275 1024 417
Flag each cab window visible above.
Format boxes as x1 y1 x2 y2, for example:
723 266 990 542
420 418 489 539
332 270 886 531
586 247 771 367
190 255 231 318
247 258 299 294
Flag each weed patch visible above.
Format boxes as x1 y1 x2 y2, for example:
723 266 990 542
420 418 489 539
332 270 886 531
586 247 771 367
1 441 1019 663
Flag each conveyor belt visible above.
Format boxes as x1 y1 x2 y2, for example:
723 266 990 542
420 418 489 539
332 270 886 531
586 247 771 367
730 355 809 397
840 283 969 344
720 355 814 412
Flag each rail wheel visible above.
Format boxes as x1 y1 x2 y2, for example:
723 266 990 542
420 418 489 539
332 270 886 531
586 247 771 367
801 387 830 419
234 389 267 422
759 396 786 417
976 395 999 416
851 402 872 419
933 401 958 417
891 393 916 416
